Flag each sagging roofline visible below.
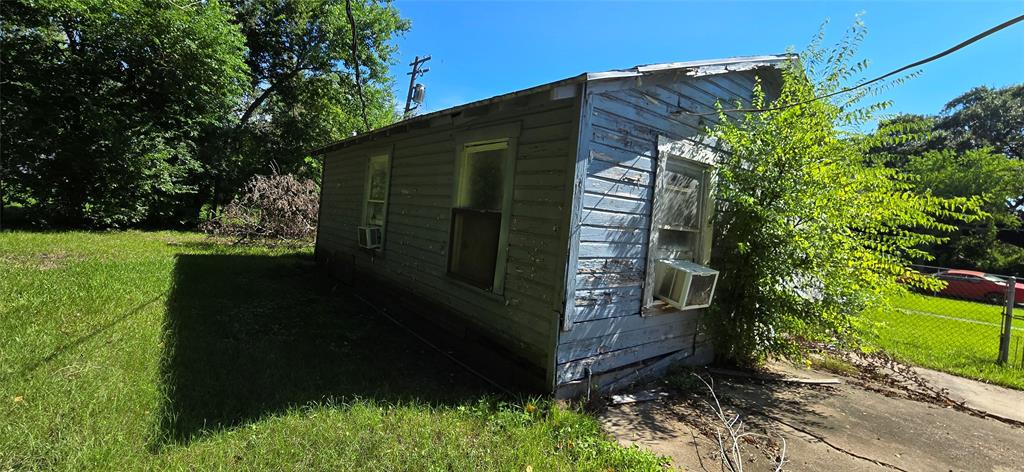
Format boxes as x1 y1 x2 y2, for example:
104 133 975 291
309 54 795 155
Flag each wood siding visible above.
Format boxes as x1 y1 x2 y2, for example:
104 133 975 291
316 89 581 384
556 69 780 387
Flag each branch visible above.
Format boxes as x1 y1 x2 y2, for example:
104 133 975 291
239 84 277 126
694 374 788 472
238 63 316 127
345 0 371 132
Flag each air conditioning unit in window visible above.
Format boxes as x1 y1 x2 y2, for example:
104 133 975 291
357 225 383 249
653 260 719 310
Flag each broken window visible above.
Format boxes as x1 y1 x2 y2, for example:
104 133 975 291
448 140 513 292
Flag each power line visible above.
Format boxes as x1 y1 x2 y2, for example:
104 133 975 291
676 14 1024 117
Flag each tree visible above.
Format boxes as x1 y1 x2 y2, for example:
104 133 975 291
874 85 1024 214
935 85 1024 162
867 85 1024 274
1 0 408 228
2 0 248 227
210 0 408 210
707 21 984 364
902 148 1024 274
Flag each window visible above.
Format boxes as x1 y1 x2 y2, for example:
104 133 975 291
448 139 514 292
652 164 706 260
643 137 717 309
361 153 391 244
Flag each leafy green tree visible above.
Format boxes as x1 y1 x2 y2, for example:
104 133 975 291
874 85 1024 213
905 148 1023 226
868 85 1024 274
211 0 408 208
707 21 984 364
935 85 1024 162
2 0 248 227
902 148 1024 274
2 0 408 228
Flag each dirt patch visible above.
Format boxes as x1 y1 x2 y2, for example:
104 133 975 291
1 251 82 270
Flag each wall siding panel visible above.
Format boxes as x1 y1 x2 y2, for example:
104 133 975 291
555 66 782 390
316 92 580 381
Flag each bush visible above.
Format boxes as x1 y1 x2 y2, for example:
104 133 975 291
706 20 983 365
200 173 319 242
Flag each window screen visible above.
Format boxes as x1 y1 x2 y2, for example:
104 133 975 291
448 140 510 291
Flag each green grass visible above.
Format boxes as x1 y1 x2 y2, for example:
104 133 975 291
888 292 1006 324
864 291 1024 390
0 231 666 471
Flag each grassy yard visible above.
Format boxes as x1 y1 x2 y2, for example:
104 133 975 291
863 292 1024 390
0 231 665 471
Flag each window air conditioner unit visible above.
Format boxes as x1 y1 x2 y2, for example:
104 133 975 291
654 260 719 310
357 225 383 249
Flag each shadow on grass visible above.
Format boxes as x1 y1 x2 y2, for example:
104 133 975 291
156 253 494 445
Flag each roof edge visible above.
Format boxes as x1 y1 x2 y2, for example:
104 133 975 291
310 73 587 155
311 54 795 155
585 54 794 80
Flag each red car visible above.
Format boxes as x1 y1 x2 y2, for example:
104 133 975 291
934 269 1024 305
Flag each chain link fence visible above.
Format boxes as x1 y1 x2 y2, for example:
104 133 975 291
864 265 1023 385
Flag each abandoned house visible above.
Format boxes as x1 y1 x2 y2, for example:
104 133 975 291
313 55 790 397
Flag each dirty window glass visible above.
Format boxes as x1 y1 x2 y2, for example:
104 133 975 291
364 154 390 227
658 168 702 231
458 145 506 210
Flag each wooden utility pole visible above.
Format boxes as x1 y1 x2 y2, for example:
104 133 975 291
403 55 431 118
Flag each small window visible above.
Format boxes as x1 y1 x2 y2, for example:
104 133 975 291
361 154 390 244
448 140 513 292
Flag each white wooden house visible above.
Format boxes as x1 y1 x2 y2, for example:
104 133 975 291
313 55 790 397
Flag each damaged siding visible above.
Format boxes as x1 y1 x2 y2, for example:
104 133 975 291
316 90 580 383
556 69 777 389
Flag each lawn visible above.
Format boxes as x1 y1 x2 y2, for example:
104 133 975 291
863 292 1024 390
0 231 665 471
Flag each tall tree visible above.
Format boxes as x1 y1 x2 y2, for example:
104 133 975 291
935 85 1024 161
1 0 408 227
2 0 248 227
868 85 1024 274
902 148 1024 273
210 0 408 206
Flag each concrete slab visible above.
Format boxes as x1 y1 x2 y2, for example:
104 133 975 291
600 368 1024 471
911 367 1024 424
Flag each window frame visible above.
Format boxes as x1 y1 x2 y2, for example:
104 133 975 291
446 124 520 295
361 150 393 250
642 136 718 311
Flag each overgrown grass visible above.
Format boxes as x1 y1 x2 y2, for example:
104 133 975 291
0 231 666 470
808 354 858 376
863 292 1024 390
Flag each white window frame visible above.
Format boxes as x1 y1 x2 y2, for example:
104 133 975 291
642 136 717 311
447 124 520 295
361 151 392 250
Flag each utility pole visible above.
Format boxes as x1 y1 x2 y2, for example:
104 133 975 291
403 55 431 118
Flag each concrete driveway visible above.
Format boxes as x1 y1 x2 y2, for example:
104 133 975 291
600 364 1024 471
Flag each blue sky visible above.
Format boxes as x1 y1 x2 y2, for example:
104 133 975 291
388 1 1023 126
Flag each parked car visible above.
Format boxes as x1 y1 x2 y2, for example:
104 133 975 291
933 269 1024 305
